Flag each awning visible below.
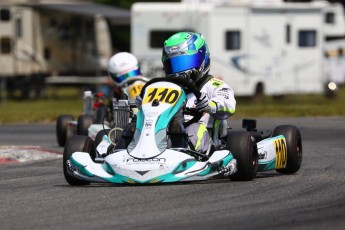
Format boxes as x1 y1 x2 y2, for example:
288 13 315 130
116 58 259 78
30 3 130 25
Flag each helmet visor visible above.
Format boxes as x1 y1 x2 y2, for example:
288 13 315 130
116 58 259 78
163 51 204 75
110 69 141 84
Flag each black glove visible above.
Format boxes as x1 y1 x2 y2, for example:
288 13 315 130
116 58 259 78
195 93 216 114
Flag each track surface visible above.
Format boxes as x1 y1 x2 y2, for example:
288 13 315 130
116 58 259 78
0 117 345 230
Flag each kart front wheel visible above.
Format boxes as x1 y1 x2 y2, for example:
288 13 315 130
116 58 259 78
56 114 74 147
226 131 258 181
77 114 94 136
63 135 95 186
272 125 302 174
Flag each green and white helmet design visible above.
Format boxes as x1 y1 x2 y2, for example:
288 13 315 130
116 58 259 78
162 32 210 83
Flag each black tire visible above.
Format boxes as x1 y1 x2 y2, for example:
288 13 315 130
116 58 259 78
56 114 74 147
63 135 95 186
226 131 258 181
77 114 94 136
272 125 302 174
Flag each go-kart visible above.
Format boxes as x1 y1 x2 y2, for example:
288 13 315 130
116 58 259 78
56 76 148 147
63 78 302 185
56 91 107 147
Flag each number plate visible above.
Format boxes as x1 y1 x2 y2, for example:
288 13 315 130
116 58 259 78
143 87 181 105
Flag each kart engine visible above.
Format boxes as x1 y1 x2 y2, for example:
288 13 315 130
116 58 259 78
111 98 131 143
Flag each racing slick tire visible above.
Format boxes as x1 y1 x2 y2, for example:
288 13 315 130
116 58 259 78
272 125 302 174
226 131 258 181
63 135 96 186
56 114 74 147
77 114 94 136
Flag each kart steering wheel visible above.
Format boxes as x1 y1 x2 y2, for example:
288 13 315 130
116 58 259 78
140 77 203 127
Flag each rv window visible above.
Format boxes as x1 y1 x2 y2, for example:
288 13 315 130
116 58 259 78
298 30 317 47
225 31 240 50
325 12 335 24
0 37 11 54
0 9 11 21
150 30 189 48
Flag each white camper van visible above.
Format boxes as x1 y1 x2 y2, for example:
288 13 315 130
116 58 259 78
0 0 129 99
131 0 345 96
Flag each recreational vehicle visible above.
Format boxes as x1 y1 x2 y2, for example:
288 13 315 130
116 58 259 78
131 0 345 96
0 0 129 99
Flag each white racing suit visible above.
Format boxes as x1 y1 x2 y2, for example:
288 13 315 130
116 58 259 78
185 76 236 153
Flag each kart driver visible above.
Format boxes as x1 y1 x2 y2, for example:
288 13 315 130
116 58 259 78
108 52 148 103
137 32 236 154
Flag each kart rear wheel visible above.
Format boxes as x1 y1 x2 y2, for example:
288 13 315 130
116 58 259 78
226 131 258 181
56 114 74 147
272 125 302 174
77 114 94 136
63 135 95 186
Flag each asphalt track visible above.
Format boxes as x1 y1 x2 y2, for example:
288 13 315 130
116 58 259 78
0 117 345 230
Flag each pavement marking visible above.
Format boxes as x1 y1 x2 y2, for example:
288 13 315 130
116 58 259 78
0 146 62 164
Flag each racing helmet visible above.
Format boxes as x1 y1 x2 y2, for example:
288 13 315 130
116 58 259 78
108 52 141 86
162 32 210 83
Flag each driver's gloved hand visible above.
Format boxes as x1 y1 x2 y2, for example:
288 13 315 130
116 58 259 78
135 94 143 108
195 93 216 114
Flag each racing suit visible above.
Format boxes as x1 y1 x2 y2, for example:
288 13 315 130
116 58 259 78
185 75 236 153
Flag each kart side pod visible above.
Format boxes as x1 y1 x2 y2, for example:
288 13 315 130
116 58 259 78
257 135 287 171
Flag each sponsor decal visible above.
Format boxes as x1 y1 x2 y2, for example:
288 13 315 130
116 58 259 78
212 82 221 88
144 121 153 129
210 79 223 88
217 88 230 99
149 178 161 183
169 46 179 52
258 151 267 160
124 157 167 165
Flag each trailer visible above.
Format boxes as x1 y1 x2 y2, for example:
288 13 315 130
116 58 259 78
0 0 130 99
131 0 345 97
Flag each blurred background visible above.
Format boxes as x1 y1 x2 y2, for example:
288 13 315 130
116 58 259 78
1 0 345 122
